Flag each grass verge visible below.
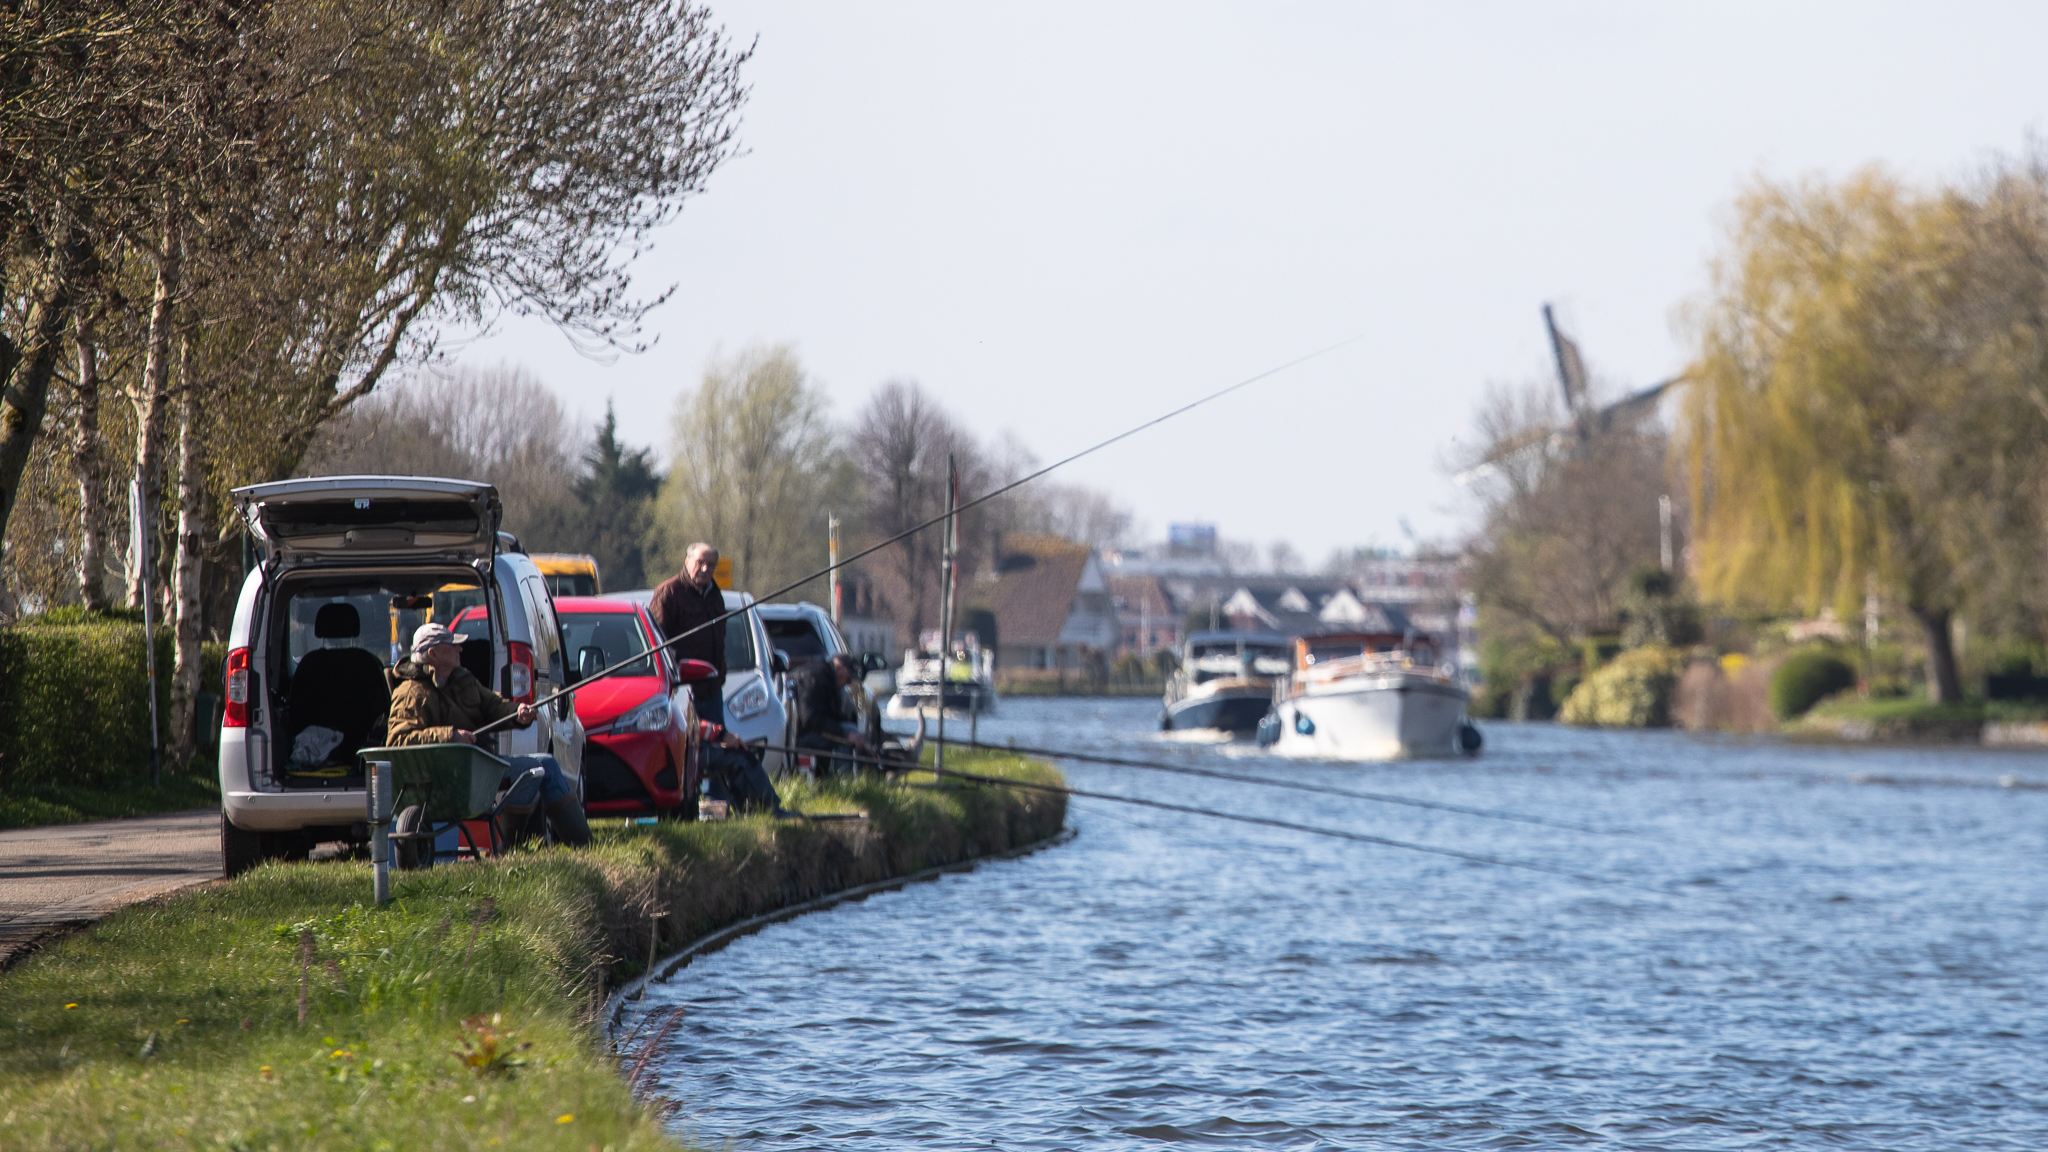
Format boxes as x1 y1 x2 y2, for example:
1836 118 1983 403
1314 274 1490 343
0 757 220 830
0 751 1065 1150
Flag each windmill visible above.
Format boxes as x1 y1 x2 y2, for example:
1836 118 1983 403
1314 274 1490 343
1456 305 1680 486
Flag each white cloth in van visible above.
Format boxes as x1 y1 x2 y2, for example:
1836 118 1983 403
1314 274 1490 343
289 725 346 766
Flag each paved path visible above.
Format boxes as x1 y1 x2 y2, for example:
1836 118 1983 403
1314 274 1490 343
0 810 220 965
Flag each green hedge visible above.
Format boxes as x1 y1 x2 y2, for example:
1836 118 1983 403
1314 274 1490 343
0 615 224 790
1770 646 1857 720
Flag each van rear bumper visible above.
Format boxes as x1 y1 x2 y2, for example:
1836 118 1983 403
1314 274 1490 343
223 789 365 832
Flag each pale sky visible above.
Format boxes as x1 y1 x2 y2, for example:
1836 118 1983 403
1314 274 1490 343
451 1 2048 563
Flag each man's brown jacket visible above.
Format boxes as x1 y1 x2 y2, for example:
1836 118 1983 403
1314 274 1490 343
648 574 727 683
385 661 531 746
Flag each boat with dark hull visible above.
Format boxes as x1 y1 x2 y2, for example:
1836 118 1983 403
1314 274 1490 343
886 635 997 719
1162 631 1291 734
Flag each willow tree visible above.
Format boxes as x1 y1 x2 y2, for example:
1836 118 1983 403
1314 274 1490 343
1681 166 2048 702
652 343 842 598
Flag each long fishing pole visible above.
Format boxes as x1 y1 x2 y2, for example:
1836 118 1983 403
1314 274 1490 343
753 742 1672 898
475 335 1363 735
927 736 1627 836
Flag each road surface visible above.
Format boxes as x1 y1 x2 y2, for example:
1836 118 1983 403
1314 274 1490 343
0 810 220 966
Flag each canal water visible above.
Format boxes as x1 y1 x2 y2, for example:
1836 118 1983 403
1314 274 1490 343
632 698 2048 1150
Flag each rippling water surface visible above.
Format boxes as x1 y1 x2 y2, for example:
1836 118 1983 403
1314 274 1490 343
630 700 2048 1150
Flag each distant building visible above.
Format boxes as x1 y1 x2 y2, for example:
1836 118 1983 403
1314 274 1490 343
1108 572 1182 655
984 534 1120 672
1167 522 1217 558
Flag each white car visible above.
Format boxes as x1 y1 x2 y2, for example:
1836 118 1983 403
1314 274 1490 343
615 588 796 776
218 476 584 875
755 601 888 749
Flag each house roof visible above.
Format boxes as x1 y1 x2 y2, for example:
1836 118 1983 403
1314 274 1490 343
1222 584 1415 638
984 534 1092 646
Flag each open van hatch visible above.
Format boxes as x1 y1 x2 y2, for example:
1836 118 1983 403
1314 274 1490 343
233 476 501 565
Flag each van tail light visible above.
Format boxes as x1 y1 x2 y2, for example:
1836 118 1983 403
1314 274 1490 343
507 641 535 705
223 647 251 728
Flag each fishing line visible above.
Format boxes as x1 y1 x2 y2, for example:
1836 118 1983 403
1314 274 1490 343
474 335 1363 735
927 736 1628 836
752 743 1675 898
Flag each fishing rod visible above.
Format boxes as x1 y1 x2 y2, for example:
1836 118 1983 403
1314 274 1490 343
474 335 1363 736
752 742 1673 898
925 736 1628 837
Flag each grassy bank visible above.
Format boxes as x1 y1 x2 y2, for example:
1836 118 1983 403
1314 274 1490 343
1793 695 2048 740
0 752 1065 1150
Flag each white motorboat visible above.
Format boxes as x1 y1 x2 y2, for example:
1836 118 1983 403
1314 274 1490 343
1257 632 1477 759
885 634 997 719
1162 631 1292 734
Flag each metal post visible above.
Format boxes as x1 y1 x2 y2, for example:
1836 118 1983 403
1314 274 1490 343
936 456 958 780
133 479 161 787
828 515 841 626
1658 494 1673 573
367 759 393 906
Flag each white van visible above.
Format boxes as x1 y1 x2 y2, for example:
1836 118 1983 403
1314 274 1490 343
218 476 584 875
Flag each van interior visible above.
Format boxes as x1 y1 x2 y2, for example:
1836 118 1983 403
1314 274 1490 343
269 569 487 787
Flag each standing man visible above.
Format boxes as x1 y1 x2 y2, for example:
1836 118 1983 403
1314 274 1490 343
650 542 728 727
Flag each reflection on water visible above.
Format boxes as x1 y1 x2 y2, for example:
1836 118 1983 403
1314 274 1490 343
630 699 2048 1150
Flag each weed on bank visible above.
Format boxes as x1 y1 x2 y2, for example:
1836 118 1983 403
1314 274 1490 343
0 754 1065 1150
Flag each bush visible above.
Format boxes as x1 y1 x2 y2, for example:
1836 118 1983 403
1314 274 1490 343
0 615 223 790
1769 646 1858 720
1559 645 1684 727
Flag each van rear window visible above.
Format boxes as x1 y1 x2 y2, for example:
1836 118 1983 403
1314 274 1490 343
261 499 479 538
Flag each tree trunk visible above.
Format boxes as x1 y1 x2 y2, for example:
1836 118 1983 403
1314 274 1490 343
0 222 80 564
1911 603 1964 704
72 313 109 611
127 236 180 609
169 341 206 765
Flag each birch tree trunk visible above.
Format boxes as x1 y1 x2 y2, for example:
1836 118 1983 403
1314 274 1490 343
72 313 109 610
0 219 79 564
169 338 206 764
127 232 180 609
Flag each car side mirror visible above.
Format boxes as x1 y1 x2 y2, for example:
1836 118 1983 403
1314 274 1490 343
576 646 607 682
861 652 888 673
673 658 718 683
771 648 790 675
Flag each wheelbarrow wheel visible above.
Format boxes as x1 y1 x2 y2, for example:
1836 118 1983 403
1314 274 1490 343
393 805 432 871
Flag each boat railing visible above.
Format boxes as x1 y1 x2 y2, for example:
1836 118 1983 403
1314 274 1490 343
1289 651 1454 693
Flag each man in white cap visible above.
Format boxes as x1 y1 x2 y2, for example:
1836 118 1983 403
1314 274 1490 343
386 622 590 847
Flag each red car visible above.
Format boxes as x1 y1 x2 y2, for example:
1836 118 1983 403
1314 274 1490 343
453 598 711 819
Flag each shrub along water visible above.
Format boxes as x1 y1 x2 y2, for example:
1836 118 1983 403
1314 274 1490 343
1558 644 1685 727
1768 647 1859 720
0 611 225 827
0 753 1065 1149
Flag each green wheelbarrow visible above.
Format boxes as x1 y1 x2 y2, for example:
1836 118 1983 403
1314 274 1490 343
356 744 547 869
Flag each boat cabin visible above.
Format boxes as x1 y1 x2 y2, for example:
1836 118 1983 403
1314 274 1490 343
1295 630 1441 672
1183 630 1292 684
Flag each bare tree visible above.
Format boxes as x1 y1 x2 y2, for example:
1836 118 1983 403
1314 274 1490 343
1458 377 1668 649
302 366 581 543
846 380 991 638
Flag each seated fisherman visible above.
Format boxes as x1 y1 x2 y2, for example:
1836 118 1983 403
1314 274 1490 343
694 718 788 817
790 653 874 775
386 623 590 848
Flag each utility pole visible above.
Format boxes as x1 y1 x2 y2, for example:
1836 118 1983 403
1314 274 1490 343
827 514 841 626
1658 494 1673 573
935 456 958 779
